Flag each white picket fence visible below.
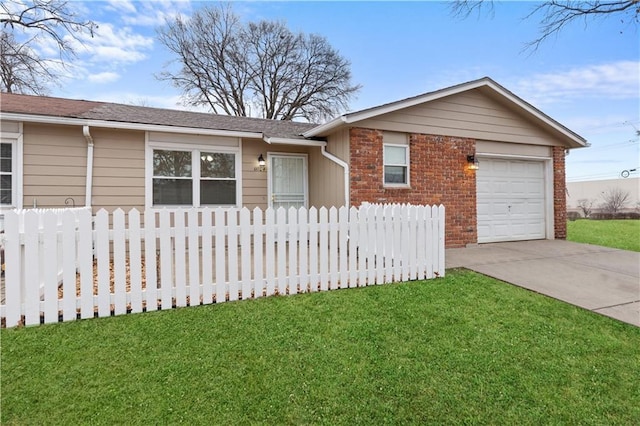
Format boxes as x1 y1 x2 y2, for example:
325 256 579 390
1 204 445 327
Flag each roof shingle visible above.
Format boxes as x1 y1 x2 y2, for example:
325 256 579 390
0 92 318 139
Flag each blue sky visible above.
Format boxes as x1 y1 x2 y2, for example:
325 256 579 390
10 1 640 181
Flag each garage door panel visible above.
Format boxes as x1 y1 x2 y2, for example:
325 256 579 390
477 158 548 243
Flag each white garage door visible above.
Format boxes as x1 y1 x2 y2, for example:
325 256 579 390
477 158 546 243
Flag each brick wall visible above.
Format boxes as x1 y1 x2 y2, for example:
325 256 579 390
553 146 567 239
349 127 477 248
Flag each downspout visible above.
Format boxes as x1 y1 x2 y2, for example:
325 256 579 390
320 145 350 208
83 125 94 208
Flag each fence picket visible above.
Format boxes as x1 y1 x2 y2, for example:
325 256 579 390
144 210 158 311
113 209 127 315
42 211 58 324
329 207 338 290
240 208 252 300
159 209 173 310
188 209 201 306
308 207 318 292
318 207 329 291
62 211 77 321
215 208 226 303
174 211 187 308
2 203 446 328
298 207 308 293
95 210 110 317
228 209 239 302
338 206 348 289
265 208 275 296
357 206 367 287
23 211 40 325
129 209 143 314
348 207 359 288
288 207 298 295
253 207 264 298
201 208 213 304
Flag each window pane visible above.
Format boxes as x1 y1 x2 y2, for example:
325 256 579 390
0 159 11 173
1 175 11 190
384 166 407 184
0 143 11 173
0 143 11 158
153 179 192 205
153 150 191 177
384 146 407 165
201 152 235 178
201 180 236 205
0 189 11 205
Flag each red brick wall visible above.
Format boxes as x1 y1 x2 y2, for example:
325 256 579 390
349 128 477 248
553 146 567 239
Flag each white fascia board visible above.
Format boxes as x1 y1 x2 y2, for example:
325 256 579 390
303 78 587 148
264 136 327 147
0 112 263 139
302 116 347 138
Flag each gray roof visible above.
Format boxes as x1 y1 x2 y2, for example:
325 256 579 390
0 92 319 140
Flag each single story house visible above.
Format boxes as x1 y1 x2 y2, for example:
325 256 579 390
0 77 587 247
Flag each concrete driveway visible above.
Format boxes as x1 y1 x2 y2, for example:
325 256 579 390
446 240 640 327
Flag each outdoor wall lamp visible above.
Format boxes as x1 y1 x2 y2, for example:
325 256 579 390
258 154 266 166
467 155 479 170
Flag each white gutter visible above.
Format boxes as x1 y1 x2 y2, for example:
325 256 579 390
83 125 94 208
320 145 350 208
263 136 327 147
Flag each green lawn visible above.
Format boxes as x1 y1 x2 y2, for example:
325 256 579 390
567 219 640 251
2 270 639 425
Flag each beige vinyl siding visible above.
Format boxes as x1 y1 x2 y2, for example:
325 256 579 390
476 140 552 157
241 138 311 210
91 128 145 213
22 122 87 208
357 88 560 146
308 128 349 208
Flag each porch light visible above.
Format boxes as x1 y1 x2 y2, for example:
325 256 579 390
258 154 266 166
467 155 479 170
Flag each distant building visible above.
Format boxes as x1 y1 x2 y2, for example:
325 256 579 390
567 177 640 214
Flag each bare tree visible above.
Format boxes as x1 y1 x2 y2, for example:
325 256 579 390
576 198 595 218
451 1 639 50
0 0 96 94
600 187 630 214
157 4 360 121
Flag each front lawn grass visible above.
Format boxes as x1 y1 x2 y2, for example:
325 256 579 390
567 219 640 251
2 270 639 424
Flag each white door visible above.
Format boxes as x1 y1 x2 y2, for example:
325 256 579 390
268 154 308 210
477 158 546 243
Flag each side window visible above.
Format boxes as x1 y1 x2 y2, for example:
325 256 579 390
0 142 14 206
383 144 409 186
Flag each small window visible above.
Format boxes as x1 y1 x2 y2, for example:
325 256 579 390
383 144 409 186
0 142 13 205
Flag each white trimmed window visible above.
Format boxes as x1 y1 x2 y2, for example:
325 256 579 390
148 139 241 207
0 142 14 206
383 144 409 186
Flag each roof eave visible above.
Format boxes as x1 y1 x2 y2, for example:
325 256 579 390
263 136 327 147
0 112 264 139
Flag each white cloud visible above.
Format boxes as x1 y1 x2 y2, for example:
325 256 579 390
118 0 193 27
87 71 120 84
514 61 640 105
69 22 153 64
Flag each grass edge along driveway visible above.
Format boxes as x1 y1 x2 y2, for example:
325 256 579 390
567 219 640 252
2 269 639 425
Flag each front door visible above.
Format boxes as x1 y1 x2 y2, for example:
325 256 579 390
268 154 308 210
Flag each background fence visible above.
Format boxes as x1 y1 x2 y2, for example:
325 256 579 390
1 204 445 327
